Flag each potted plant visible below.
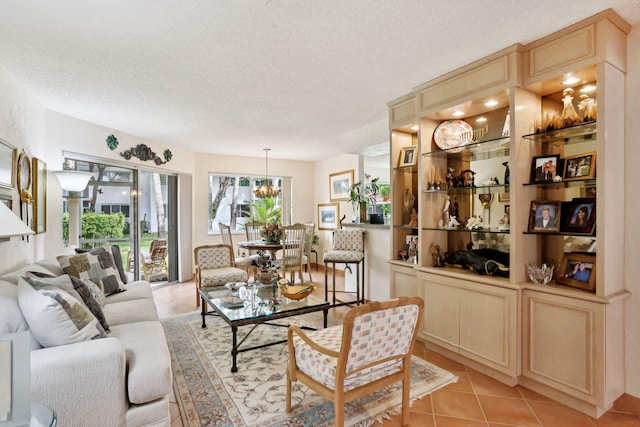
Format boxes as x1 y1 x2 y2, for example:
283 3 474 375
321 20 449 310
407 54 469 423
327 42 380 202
349 177 380 223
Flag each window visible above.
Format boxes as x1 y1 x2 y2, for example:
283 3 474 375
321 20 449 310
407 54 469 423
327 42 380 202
208 174 290 233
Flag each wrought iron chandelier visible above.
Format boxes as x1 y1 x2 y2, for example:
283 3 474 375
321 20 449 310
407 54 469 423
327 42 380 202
254 148 280 198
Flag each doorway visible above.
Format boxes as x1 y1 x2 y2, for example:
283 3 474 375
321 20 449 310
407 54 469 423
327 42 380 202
62 158 178 283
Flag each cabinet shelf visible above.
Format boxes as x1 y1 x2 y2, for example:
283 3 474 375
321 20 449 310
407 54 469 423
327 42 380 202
521 121 597 145
423 226 510 234
393 225 419 230
424 183 510 194
422 136 510 161
393 165 418 172
523 231 596 238
523 178 596 188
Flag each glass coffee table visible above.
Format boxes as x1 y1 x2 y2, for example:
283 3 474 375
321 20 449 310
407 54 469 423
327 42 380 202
199 283 329 372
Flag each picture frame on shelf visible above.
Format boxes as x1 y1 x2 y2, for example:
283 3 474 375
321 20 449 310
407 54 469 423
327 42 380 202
580 182 597 198
405 235 418 263
560 197 596 235
398 146 418 168
329 170 354 202
527 200 561 233
563 151 596 181
556 252 596 292
32 157 47 234
0 139 16 189
530 154 561 183
318 203 340 230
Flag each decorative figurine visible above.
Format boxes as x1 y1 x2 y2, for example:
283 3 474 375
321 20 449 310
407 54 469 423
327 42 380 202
433 245 445 267
442 195 450 226
446 167 455 189
561 88 581 128
408 208 418 227
502 161 510 185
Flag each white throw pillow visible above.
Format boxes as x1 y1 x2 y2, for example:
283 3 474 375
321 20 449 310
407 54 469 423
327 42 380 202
17 276 103 347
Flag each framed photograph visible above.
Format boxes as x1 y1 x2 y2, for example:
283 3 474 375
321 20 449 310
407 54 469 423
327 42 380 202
563 151 596 181
329 170 354 202
398 146 418 167
32 157 47 234
498 192 510 202
530 154 561 183
0 139 16 189
405 235 418 263
318 203 340 230
528 200 561 233
560 197 595 235
556 253 596 292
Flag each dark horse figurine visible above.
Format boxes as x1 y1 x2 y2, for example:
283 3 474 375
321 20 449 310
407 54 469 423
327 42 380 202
443 250 509 278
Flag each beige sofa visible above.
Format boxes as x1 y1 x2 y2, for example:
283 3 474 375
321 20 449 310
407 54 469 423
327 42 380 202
0 251 171 427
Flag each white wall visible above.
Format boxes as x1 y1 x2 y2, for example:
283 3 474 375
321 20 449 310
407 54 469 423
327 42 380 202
0 64 44 272
624 24 640 398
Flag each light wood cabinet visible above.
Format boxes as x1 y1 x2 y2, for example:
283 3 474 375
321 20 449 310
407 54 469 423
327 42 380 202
386 9 630 417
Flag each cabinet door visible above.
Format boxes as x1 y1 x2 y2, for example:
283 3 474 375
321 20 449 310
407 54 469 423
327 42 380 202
459 285 518 376
390 263 417 298
419 273 459 353
522 290 603 404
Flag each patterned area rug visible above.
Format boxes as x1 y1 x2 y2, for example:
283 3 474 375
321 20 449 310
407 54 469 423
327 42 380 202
162 311 457 427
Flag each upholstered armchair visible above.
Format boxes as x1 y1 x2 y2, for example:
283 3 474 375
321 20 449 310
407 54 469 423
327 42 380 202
194 244 248 309
286 296 424 426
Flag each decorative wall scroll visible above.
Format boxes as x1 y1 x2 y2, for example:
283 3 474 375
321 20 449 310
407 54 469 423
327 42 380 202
120 144 173 165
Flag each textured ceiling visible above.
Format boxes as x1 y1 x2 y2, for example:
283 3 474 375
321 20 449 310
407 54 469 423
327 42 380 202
0 1 638 161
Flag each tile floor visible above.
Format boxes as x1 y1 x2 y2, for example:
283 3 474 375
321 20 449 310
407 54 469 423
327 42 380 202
153 266 640 427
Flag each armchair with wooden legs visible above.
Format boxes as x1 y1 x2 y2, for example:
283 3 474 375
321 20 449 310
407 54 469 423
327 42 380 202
194 244 248 310
286 296 424 427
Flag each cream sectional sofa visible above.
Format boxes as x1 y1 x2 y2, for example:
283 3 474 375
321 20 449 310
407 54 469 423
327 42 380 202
0 250 171 427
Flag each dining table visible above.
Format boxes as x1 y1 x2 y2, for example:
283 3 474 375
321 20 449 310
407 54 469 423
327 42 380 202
238 240 283 259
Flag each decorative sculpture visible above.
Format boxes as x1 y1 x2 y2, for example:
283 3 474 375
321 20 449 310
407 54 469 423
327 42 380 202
106 134 119 151
121 144 173 165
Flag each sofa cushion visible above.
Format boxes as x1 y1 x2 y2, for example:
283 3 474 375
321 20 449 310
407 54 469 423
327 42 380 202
25 272 110 333
109 321 172 404
0 263 58 285
0 280 41 349
75 245 128 284
105 281 153 304
18 276 104 347
102 298 159 326
57 247 126 296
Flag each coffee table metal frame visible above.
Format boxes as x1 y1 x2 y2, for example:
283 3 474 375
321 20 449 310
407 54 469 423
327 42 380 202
199 285 329 372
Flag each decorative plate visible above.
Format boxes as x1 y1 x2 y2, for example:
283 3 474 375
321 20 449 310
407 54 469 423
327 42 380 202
434 120 473 151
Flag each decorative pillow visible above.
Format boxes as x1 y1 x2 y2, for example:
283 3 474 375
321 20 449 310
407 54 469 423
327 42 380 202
25 271 109 332
17 276 103 347
82 279 106 307
75 245 128 284
58 248 126 296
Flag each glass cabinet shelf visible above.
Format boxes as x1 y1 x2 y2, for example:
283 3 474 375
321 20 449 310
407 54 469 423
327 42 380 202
521 121 596 145
393 165 417 172
424 183 509 194
423 226 510 234
523 178 596 187
422 136 510 161
393 225 419 230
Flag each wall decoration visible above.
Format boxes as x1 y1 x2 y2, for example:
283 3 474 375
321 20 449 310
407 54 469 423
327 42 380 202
17 152 32 204
318 203 340 230
106 134 119 150
398 146 418 167
329 170 353 202
32 157 47 234
120 144 173 165
0 140 16 189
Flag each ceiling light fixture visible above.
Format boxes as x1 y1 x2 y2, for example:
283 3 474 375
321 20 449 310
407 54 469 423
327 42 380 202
254 148 280 198
562 76 580 85
484 100 498 107
410 124 419 131
580 85 597 93
476 117 487 122
452 111 464 117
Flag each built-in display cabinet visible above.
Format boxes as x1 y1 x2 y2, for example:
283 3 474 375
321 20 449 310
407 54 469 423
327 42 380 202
387 10 630 417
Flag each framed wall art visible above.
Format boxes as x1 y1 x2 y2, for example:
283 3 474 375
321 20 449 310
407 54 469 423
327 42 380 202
329 170 353 202
527 200 561 233
398 146 418 167
32 157 47 234
563 151 596 181
556 252 596 292
0 139 16 189
17 152 32 204
318 203 340 230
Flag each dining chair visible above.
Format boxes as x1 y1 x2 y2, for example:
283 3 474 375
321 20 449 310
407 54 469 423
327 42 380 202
280 223 306 284
193 244 248 310
286 296 424 427
244 220 266 256
301 222 315 282
219 223 259 279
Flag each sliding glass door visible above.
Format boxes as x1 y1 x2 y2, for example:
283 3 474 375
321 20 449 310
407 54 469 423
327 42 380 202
62 157 178 283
